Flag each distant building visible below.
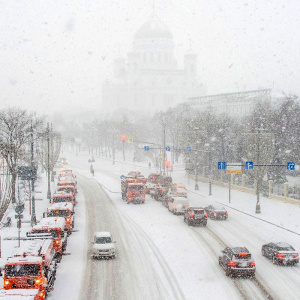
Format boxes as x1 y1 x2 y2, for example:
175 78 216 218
102 13 205 112
188 89 272 116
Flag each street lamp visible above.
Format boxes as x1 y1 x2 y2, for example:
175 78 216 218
205 142 212 196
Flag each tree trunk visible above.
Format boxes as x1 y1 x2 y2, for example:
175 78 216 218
11 171 17 204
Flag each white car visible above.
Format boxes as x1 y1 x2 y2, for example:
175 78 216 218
168 196 189 215
92 232 116 259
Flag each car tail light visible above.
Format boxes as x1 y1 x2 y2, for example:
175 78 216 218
204 213 208 218
190 213 194 218
225 211 228 215
174 206 177 211
294 254 299 258
213 212 217 216
238 253 248 256
228 261 237 267
277 253 285 258
250 262 256 267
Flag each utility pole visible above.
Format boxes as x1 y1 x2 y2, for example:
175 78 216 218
30 123 36 225
209 149 212 196
47 123 51 201
256 128 261 214
162 119 166 175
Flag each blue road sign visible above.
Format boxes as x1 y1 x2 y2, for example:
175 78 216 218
166 146 171 151
217 162 226 170
245 161 254 170
144 146 150 151
187 147 192 152
120 175 125 179
287 162 295 170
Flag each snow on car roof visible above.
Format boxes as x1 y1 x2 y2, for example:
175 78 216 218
33 217 66 230
48 202 74 210
128 182 143 186
94 232 111 238
7 255 43 264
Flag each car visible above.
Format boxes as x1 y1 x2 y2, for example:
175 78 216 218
127 171 141 178
261 242 299 265
170 182 186 192
184 207 207 226
204 205 228 220
91 232 116 259
59 157 68 165
168 196 189 215
219 247 256 277
169 187 187 198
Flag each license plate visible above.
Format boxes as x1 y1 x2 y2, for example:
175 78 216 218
241 262 247 267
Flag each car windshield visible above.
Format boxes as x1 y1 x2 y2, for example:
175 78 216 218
59 188 74 193
95 237 112 244
5 264 40 277
48 210 70 217
278 246 295 251
53 197 72 203
194 210 204 214
128 186 143 190
235 254 251 260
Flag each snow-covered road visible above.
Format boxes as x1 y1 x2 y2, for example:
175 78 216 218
64 152 300 300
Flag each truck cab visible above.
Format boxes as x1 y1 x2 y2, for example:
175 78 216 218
28 217 67 258
46 203 74 234
52 191 75 206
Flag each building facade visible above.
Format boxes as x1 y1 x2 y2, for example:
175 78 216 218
102 13 205 113
188 89 272 117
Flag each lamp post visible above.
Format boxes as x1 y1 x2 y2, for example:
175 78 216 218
47 123 51 201
30 123 36 225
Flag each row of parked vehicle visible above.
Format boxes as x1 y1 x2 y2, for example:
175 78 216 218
130 171 299 278
1 167 78 300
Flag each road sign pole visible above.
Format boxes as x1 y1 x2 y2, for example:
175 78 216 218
229 174 231 203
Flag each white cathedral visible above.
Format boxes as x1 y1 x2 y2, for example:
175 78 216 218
102 13 205 113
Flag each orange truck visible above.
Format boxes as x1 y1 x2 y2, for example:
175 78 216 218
45 203 74 234
52 191 75 206
27 217 67 260
3 239 57 299
121 177 145 204
57 185 76 202
57 175 77 193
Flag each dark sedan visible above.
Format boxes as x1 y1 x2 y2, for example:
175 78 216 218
261 242 299 265
204 205 228 220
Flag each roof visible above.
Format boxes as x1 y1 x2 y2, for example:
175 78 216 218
94 232 111 238
128 182 144 186
232 247 249 254
14 239 52 258
190 207 204 210
53 191 72 197
48 202 74 211
275 242 292 247
135 13 172 39
33 217 66 230
6 256 43 264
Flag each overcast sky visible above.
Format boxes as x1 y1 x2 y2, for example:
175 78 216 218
0 0 299 115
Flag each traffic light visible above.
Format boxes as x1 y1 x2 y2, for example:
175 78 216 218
121 135 126 141
165 160 170 168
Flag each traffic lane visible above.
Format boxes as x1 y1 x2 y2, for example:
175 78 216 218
187 193 300 300
77 173 180 300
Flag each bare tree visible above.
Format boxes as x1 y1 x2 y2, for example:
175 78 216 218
0 107 42 205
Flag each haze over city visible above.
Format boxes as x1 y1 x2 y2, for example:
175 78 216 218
1 0 299 115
